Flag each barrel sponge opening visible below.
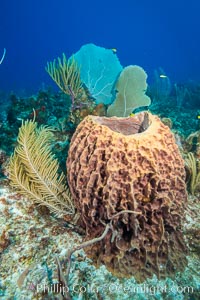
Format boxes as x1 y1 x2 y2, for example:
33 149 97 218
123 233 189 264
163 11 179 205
67 111 188 282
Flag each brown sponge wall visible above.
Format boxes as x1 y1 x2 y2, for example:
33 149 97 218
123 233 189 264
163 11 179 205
67 112 187 282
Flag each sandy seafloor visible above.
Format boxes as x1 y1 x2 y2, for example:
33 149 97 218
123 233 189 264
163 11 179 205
0 179 199 300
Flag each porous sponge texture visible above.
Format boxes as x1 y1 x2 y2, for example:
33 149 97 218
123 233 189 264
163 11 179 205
67 112 187 282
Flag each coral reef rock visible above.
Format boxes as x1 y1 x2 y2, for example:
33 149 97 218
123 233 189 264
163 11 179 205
67 111 188 282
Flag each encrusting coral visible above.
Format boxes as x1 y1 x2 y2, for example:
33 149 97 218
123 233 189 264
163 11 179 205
67 111 188 282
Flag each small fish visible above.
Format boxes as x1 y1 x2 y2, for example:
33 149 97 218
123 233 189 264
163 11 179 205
159 74 168 78
197 115 200 119
129 113 135 117
111 48 117 53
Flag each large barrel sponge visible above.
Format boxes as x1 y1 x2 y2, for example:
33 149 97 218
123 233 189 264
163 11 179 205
67 112 188 282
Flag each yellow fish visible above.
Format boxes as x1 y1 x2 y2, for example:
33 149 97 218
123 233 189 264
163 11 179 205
129 113 135 117
197 115 200 119
111 48 117 53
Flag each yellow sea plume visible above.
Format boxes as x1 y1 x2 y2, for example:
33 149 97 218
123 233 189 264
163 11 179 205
9 118 75 217
185 152 200 195
45 53 82 98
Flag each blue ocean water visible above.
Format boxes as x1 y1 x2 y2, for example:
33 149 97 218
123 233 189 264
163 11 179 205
0 0 200 94
0 1 200 300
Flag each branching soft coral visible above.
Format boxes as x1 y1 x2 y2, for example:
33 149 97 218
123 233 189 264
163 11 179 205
9 118 75 217
185 152 200 195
